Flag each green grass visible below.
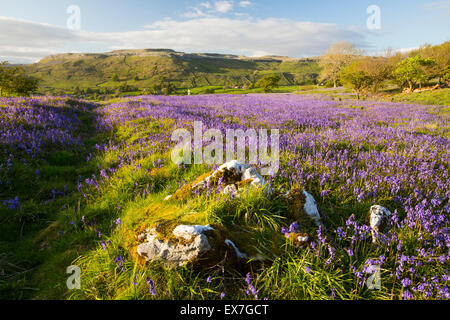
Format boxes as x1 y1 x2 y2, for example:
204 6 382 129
388 88 450 106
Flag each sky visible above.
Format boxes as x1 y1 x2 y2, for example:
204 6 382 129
0 0 449 63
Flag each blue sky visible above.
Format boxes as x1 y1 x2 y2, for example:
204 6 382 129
0 0 449 63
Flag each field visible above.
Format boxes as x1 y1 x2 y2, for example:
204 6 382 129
388 89 450 106
0 93 448 300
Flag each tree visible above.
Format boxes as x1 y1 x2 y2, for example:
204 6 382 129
0 61 39 96
159 79 176 95
150 83 162 95
0 61 13 96
341 63 373 99
393 55 435 91
359 57 395 93
203 88 215 94
256 75 280 93
319 42 361 87
417 42 450 85
11 73 39 96
161 83 176 95
341 56 395 96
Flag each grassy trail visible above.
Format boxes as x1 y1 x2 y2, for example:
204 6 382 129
0 102 107 299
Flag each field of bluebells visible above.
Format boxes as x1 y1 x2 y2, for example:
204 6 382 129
0 93 448 300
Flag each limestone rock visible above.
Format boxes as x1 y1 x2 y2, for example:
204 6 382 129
283 188 322 231
278 189 323 249
172 160 268 200
136 223 249 267
369 205 392 243
137 224 213 267
223 184 239 196
195 160 266 189
172 225 214 240
302 190 321 227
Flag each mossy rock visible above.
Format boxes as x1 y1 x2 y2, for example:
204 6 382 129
172 166 243 201
134 223 249 269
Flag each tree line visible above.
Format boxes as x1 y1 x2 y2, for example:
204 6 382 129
318 41 449 98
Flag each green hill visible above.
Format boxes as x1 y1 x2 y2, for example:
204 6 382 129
23 49 320 96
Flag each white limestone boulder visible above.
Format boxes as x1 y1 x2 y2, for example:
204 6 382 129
283 188 323 229
136 223 250 267
137 224 214 267
369 205 392 243
302 190 321 227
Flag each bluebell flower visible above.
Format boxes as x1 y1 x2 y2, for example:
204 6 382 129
401 278 412 288
146 277 156 296
2 197 21 210
346 248 354 257
289 221 299 233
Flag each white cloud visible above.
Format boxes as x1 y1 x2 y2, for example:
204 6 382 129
184 1 234 18
0 15 367 63
182 7 208 18
214 1 234 13
239 1 253 7
200 1 212 9
109 17 367 57
0 16 90 63
0 16 79 48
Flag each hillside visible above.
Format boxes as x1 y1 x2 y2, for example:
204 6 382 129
23 49 320 95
